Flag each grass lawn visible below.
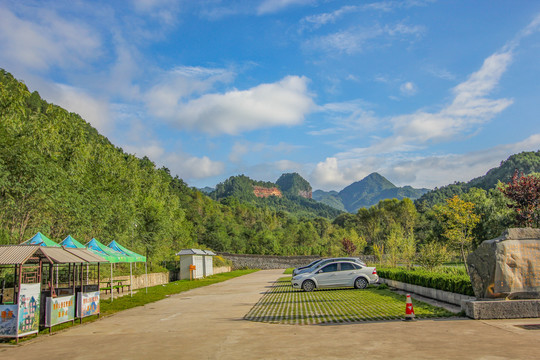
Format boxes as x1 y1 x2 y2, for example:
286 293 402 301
3 269 257 344
283 268 294 274
244 277 454 325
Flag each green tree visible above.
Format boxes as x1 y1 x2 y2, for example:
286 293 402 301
435 195 480 273
416 242 450 270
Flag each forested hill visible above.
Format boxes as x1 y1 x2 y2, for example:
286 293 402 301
210 174 342 219
314 173 429 213
415 151 540 208
0 70 351 258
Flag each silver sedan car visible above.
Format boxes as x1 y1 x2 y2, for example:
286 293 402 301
292 257 367 277
291 261 378 291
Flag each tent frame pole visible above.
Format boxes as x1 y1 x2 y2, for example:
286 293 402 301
110 263 113 302
130 262 133 297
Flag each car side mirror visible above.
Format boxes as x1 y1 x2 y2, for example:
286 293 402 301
318 270 323 273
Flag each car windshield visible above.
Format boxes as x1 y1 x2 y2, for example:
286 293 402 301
305 259 322 267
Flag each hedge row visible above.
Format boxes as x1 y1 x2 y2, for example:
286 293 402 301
377 267 474 296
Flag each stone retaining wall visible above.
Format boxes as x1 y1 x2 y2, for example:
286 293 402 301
213 266 232 275
114 272 169 290
219 253 377 270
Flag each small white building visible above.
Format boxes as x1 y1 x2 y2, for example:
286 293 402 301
202 250 216 277
176 249 205 280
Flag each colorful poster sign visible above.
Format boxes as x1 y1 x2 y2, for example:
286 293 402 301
46 295 75 327
18 283 41 336
78 291 100 318
0 305 18 337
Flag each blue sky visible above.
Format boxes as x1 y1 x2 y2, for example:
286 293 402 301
1 0 539 191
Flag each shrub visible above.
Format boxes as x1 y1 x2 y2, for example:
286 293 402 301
213 255 232 267
377 266 474 296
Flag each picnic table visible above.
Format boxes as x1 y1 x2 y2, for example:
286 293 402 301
100 279 131 294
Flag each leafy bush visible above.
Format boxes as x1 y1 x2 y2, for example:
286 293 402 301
378 266 474 296
213 255 232 267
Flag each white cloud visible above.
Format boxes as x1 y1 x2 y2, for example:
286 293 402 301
300 6 359 31
310 45 525 190
132 0 180 26
229 142 251 163
124 144 165 160
311 157 346 188
310 134 540 190
384 134 540 188
400 82 417 96
275 159 303 172
299 1 433 32
124 143 225 180
148 75 316 135
46 83 112 135
164 153 225 179
311 100 380 138
425 65 456 80
361 50 514 154
257 0 314 15
0 6 101 71
145 66 235 119
305 23 425 54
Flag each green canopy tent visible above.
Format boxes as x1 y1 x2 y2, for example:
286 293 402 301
86 238 130 302
108 241 147 296
21 232 61 247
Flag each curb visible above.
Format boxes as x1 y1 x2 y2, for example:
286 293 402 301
380 278 475 307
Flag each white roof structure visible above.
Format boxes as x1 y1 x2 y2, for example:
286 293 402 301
176 248 206 256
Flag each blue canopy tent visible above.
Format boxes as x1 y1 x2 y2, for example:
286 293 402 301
21 232 61 247
59 235 85 249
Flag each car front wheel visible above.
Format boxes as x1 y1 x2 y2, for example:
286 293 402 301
354 277 368 289
302 280 315 292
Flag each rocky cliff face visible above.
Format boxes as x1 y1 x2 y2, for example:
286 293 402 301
253 186 282 198
298 190 312 199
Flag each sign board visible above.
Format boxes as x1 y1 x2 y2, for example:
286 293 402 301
0 305 18 337
77 291 100 318
46 295 75 327
18 283 41 336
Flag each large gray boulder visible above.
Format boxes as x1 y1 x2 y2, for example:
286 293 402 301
467 228 540 299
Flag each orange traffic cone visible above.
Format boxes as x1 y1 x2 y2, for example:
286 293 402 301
404 294 415 321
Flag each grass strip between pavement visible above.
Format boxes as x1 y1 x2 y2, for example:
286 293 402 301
244 276 454 325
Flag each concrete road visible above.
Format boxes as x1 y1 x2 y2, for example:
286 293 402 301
2 269 540 359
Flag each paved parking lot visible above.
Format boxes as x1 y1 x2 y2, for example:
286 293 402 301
2 269 540 359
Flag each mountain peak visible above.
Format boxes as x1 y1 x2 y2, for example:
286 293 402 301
276 172 312 199
341 173 397 197
313 173 428 213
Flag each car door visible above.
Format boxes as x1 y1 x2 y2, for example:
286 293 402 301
314 263 339 287
334 262 358 286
